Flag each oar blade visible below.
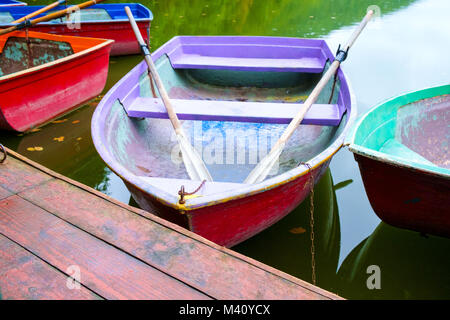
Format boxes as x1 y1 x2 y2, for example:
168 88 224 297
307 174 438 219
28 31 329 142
176 132 213 182
244 143 285 184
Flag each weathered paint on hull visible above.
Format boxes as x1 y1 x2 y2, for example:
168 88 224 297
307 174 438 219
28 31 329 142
355 154 450 238
126 161 329 247
0 32 112 132
31 21 149 56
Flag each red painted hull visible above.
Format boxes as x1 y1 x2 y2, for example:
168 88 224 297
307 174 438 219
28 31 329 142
0 32 112 132
127 160 329 247
32 21 150 56
355 154 450 238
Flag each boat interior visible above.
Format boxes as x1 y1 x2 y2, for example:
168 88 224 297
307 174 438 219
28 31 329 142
354 92 449 170
100 38 352 186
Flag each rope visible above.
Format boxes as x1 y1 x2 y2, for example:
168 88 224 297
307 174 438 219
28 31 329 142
178 180 206 204
0 144 7 164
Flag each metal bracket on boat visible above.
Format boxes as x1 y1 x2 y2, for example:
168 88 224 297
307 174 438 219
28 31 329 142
140 44 151 57
335 44 350 63
0 144 7 164
16 19 32 31
178 180 206 205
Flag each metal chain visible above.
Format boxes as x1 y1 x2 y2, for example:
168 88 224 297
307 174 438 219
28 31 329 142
300 162 316 285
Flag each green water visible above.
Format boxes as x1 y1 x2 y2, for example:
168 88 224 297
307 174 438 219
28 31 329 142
1 0 450 299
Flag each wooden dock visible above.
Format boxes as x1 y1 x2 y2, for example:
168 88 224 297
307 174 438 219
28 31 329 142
0 146 341 300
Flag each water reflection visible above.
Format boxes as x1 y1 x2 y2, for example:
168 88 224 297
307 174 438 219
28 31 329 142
234 169 342 292
337 222 450 299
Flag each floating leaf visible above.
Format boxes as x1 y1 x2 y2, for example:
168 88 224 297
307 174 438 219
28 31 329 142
289 227 306 234
52 119 67 124
30 128 41 132
72 120 80 124
26 147 35 152
53 136 65 142
34 146 44 151
76 137 82 141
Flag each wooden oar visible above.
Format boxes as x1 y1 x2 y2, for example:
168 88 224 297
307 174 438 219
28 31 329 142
125 6 213 182
12 0 66 24
0 0 106 36
244 11 374 184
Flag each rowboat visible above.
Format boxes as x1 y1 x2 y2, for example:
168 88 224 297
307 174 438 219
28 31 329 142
346 84 450 238
0 31 113 132
0 3 152 56
0 0 26 7
92 36 356 247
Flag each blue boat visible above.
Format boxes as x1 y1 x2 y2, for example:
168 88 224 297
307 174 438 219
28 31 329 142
0 0 26 6
0 3 153 56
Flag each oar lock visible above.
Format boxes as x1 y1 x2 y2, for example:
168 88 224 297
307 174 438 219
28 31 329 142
335 44 350 63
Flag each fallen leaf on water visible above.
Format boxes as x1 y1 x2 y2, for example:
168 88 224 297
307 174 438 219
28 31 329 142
30 128 41 132
76 137 82 141
34 146 44 151
26 147 35 151
52 119 67 124
72 120 80 124
289 227 306 234
53 136 65 142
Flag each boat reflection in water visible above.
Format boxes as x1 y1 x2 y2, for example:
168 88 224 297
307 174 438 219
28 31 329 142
337 222 450 299
234 169 341 291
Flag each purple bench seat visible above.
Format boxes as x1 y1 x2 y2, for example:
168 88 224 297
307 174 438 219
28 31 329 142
125 97 342 126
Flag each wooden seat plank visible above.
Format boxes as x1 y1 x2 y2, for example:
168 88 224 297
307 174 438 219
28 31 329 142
0 234 101 300
126 97 342 126
0 186 12 200
0 195 209 300
19 177 339 300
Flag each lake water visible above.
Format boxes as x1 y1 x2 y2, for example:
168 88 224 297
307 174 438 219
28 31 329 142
1 0 449 299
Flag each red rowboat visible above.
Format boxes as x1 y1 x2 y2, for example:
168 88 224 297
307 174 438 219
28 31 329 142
92 36 356 247
0 31 112 132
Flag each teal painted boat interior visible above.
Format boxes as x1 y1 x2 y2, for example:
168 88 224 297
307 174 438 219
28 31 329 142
347 84 450 177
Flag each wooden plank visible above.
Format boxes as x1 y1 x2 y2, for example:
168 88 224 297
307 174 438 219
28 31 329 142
127 97 341 126
0 195 209 300
0 234 101 300
20 178 338 300
0 186 12 200
0 154 52 193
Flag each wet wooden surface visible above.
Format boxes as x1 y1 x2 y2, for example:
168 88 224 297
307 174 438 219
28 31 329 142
0 148 342 300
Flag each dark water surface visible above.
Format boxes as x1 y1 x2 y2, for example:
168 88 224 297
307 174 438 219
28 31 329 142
1 0 450 299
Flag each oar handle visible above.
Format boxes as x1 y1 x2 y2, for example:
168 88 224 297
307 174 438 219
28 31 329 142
0 0 105 36
275 10 373 148
125 6 183 133
13 0 66 24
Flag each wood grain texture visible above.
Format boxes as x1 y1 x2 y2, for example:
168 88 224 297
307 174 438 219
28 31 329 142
0 195 209 300
21 178 336 300
0 234 101 300
0 186 12 200
0 150 342 300
0 156 52 193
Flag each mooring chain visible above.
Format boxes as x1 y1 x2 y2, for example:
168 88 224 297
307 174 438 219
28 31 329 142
178 179 206 204
0 144 7 164
299 162 316 286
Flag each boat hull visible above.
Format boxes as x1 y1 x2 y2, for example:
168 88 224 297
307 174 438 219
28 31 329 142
355 154 450 238
29 21 149 56
126 161 329 247
0 32 112 132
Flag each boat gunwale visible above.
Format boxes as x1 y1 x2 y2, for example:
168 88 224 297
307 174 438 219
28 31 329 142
0 3 153 26
0 31 114 83
92 35 357 211
345 83 450 179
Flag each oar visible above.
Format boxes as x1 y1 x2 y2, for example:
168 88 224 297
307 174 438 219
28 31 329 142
125 6 213 182
0 0 106 36
244 11 373 184
12 0 66 24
